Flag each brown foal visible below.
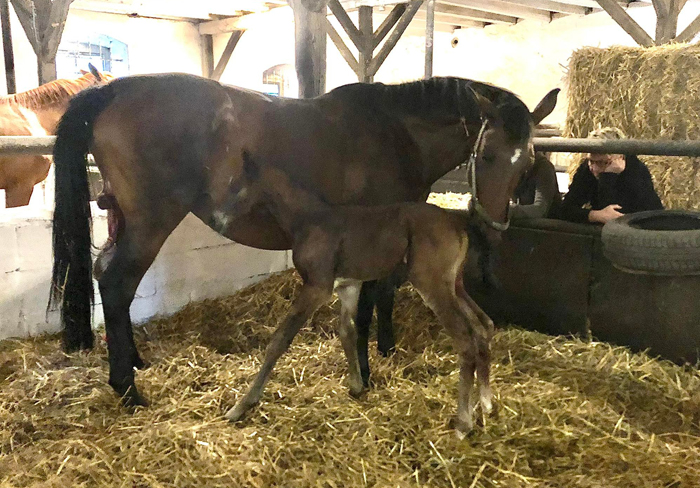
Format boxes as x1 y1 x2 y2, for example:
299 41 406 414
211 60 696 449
214 153 496 436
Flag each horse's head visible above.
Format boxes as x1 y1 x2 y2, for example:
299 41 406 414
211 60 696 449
468 87 559 236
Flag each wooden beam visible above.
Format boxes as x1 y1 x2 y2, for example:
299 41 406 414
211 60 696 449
675 12 700 42
594 0 654 46
498 0 588 15
434 3 517 23
199 7 292 35
0 0 15 94
358 5 373 82
211 30 243 82
368 0 422 77
425 0 435 78
440 0 552 21
327 0 363 49
325 17 359 74
414 11 486 28
202 34 214 78
372 3 405 49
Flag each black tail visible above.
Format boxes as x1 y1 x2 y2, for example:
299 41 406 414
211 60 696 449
49 83 116 352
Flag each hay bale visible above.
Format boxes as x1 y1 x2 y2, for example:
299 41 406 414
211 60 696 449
564 44 700 210
2 270 700 487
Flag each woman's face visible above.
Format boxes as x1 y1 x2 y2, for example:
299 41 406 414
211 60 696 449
585 153 624 178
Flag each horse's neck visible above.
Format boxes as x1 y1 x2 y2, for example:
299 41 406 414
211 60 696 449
402 118 478 187
31 103 67 133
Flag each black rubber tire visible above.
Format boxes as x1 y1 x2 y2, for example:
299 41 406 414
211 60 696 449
601 210 700 275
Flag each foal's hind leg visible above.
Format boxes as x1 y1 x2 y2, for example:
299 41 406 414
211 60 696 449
335 279 364 396
226 283 332 422
456 276 493 413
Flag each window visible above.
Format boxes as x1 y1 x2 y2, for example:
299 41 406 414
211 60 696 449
56 34 130 78
262 64 296 98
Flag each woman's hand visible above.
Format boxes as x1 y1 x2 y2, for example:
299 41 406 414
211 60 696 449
588 204 623 224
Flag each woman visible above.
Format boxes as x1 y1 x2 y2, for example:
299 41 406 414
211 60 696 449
558 127 663 224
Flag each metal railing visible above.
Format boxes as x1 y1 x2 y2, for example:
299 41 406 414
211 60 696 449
4 135 700 158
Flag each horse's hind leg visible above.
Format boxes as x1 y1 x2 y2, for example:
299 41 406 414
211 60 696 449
226 282 332 422
99 219 183 407
335 279 364 396
356 280 376 387
375 277 397 357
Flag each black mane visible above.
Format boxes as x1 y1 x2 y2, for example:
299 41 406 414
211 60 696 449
327 77 532 142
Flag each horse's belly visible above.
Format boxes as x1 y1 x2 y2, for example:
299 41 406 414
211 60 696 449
195 209 292 251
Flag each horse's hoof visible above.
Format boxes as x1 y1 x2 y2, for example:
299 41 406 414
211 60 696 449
377 337 396 357
133 355 150 370
225 403 250 423
120 389 149 409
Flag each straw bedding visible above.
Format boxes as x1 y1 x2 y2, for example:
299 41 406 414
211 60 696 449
2 267 700 487
564 44 700 210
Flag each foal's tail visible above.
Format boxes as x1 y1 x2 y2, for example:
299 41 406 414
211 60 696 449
49 83 117 352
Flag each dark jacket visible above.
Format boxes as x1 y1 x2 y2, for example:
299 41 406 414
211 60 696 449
511 153 561 220
558 155 663 223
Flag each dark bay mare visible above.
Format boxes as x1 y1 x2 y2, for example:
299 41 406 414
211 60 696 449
49 73 558 408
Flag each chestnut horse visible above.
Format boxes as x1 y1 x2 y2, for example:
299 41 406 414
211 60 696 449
49 74 557 408
0 65 111 207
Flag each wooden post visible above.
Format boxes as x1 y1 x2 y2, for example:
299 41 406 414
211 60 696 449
594 0 654 47
425 0 435 79
0 0 15 93
10 0 74 84
210 30 243 81
288 0 327 98
358 5 373 83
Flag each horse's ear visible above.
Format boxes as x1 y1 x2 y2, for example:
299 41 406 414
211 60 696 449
87 63 103 81
468 87 500 123
79 69 88 75
531 88 560 125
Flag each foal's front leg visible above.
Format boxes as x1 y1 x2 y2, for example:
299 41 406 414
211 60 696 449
225 284 332 422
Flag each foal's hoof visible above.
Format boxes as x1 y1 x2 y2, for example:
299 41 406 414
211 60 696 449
348 382 366 398
225 402 253 423
450 416 475 440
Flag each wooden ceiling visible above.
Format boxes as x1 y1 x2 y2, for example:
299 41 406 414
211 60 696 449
70 0 654 32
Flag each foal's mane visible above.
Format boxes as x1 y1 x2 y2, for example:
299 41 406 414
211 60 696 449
0 72 110 110
329 77 533 142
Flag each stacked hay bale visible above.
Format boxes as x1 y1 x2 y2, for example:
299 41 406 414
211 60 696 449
564 44 700 210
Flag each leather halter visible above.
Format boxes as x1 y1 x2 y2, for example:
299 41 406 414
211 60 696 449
463 119 511 232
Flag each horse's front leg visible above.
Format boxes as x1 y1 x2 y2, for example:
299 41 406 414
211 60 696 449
226 283 332 422
334 279 364 396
